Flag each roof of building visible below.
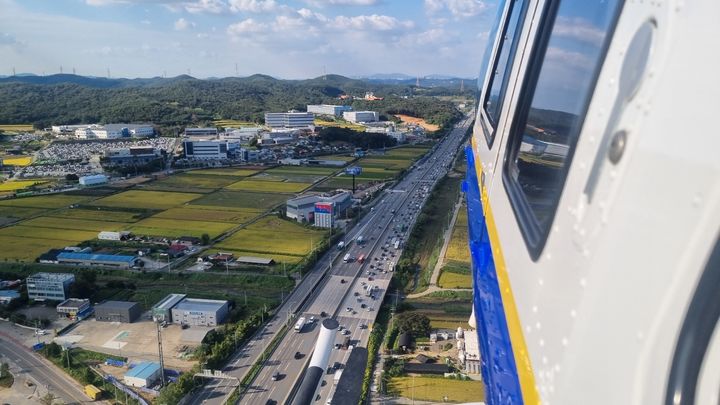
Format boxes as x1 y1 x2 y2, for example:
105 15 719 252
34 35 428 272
0 290 20 298
27 272 74 281
79 174 108 180
398 332 413 348
153 294 187 311
57 298 89 309
96 301 140 310
38 248 65 262
236 256 274 265
173 298 228 313
415 354 432 364
125 362 161 380
57 252 137 264
403 363 449 374
464 329 480 359
287 193 321 207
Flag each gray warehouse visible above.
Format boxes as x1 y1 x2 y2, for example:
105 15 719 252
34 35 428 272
95 301 142 323
171 298 229 327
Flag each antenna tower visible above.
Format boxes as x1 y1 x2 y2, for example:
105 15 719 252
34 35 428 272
416 76 420 87
156 321 166 387
12 67 15 76
60 65 63 74
460 79 464 92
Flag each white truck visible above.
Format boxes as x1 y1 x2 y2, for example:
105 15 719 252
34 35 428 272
334 369 343 385
356 235 365 245
294 317 306 332
343 253 351 263
337 241 345 250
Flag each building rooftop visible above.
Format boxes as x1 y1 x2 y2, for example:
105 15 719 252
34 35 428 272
125 361 161 380
0 290 20 299
96 301 139 310
57 252 137 264
173 298 228 313
153 294 186 311
27 272 74 282
236 256 274 265
287 193 321 207
464 328 480 359
57 298 89 309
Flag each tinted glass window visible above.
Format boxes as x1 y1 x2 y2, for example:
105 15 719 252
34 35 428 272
477 0 507 105
505 0 623 253
484 0 524 130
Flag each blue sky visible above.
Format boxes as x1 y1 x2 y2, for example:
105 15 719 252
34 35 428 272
0 0 496 79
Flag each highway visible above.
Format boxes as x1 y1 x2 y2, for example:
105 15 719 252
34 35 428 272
0 333 91 404
240 112 474 405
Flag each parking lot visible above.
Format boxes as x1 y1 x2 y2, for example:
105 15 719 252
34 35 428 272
57 318 199 370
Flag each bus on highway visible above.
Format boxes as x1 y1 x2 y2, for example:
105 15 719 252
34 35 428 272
394 240 401 249
294 317 306 332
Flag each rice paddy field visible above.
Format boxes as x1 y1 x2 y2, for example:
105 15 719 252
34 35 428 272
90 190 202 210
0 180 46 192
0 162 338 263
404 290 473 330
0 156 33 166
388 376 484 403
0 124 34 132
444 209 470 264
215 217 327 257
225 179 310 193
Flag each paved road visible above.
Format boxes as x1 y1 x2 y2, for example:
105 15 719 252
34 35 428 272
243 112 475 405
0 333 91 404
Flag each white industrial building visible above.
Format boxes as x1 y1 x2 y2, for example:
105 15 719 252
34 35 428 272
79 174 109 186
264 111 314 129
171 298 229 327
26 273 75 301
458 328 482 375
184 127 218 137
98 231 131 241
72 124 154 139
343 111 379 123
388 131 406 143
183 140 228 159
286 191 352 225
307 104 353 117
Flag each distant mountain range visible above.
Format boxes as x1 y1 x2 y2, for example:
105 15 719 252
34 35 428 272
0 73 475 89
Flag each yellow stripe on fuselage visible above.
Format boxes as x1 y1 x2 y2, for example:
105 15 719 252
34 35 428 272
471 137 540 405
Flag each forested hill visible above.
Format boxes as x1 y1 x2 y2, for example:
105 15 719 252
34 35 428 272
0 74 466 134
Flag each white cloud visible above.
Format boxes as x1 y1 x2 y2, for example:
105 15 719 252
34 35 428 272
227 18 266 36
174 18 194 30
424 0 486 19
197 32 209 38
330 14 414 31
184 0 226 13
228 0 278 13
140 19 151 25
554 16 604 46
305 0 379 6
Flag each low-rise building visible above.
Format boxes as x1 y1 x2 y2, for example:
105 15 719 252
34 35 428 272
183 140 228 159
56 252 139 269
184 127 218 137
286 190 352 225
307 104 353 117
0 290 20 304
79 174 109 186
57 298 91 318
124 362 162 388
265 111 314 129
152 293 186 323
95 301 142 323
104 147 161 165
461 329 482 375
343 111 379 123
27 273 75 301
171 298 229 327
98 231 131 241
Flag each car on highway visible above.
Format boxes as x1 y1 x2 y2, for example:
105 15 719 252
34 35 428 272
294 351 302 359
342 329 350 335
346 307 352 312
272 371 281 381
354 291 360 296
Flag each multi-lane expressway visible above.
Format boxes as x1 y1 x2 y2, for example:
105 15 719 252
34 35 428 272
0 332 90 404
239 112 474 405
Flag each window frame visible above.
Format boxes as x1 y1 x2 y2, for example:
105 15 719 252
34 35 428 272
480 0 530 148
502 0 625 260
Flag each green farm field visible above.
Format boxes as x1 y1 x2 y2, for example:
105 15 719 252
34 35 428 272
21 216 129 232
217 217 327 256
438 268 472 289
145 173 240 192
126 217 235 239
388 376 485 404
0 194 91 209
91 190 202 210
0 206 45 220
0 235 74 262
225 180 310 193
444 209 470 264
187 168 261 177
153 207 259 223
0 225 97 243
190 191 288 210
48 208 144 223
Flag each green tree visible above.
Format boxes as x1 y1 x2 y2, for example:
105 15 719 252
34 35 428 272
395 312 431 337
201 233 210 245
0 362 9 378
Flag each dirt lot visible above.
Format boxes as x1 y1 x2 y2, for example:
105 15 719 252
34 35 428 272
57 319 200 371
394 114 440 131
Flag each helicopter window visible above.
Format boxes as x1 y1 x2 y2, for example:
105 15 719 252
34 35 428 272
503 0 624 259
483 0 527 147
